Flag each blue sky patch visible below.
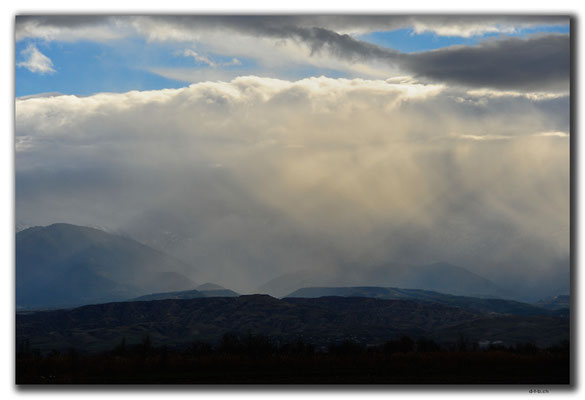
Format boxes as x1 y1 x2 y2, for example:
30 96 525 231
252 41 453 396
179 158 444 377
358 24 570 53
16 39 196 97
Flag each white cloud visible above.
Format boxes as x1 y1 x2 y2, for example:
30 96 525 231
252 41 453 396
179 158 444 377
466 88 568 100
149 67 249 83
534 131 570 138
224 58 242 67
182 49 242 69
183 49 216 67
448 130 570 141
452 133 513 141
412 22 516 38
17 44 55 74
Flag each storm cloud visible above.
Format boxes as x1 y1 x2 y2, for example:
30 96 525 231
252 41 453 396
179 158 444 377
15 77 570 296
404 34 570 92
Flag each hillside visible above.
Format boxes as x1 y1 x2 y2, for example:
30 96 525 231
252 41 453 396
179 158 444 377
16 223 198 309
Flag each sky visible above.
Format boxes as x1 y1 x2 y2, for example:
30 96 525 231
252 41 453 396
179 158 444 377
14 15 570 297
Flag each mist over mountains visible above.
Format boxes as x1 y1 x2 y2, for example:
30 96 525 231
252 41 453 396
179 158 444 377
111 175 568 301
16 224 197 309
257 262 509 299
15 223 570 383
16 223 568 309
16 77 569 301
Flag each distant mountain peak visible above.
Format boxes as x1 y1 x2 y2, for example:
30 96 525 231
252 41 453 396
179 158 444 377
130 287 239 302
196 282 225 291
258 261 509 299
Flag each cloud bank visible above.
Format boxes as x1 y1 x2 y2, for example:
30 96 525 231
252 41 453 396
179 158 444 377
15 76 569 296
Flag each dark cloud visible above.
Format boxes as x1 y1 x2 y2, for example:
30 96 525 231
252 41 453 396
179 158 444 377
404 34 570 92
269 27 569 92
292 30 569 92
269 28 569 92
269 26 395 60
151 16 570 91
16 15 113 28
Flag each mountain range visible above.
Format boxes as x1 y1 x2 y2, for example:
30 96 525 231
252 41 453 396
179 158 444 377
16 223 564 311
15 223 570 357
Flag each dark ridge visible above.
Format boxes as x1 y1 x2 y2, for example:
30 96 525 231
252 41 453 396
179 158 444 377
286 286 563 316
17 295 568 354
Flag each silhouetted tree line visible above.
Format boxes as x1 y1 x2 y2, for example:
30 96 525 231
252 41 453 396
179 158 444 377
16 333 570 384
16 332 571 359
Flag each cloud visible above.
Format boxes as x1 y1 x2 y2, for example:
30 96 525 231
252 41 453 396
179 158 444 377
251 28 570 92
16 15 569 41
15 15 128 42
224 58 242 67
183 49 217 67
15 76 569 296
149 67 249 83
406 15 567 37
135 17 569 92
465 88 567 101
287 28 570 92
451 133 513 141
15 16 570 92
17 44 55 74
403 34 570 92
182 49 241 68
